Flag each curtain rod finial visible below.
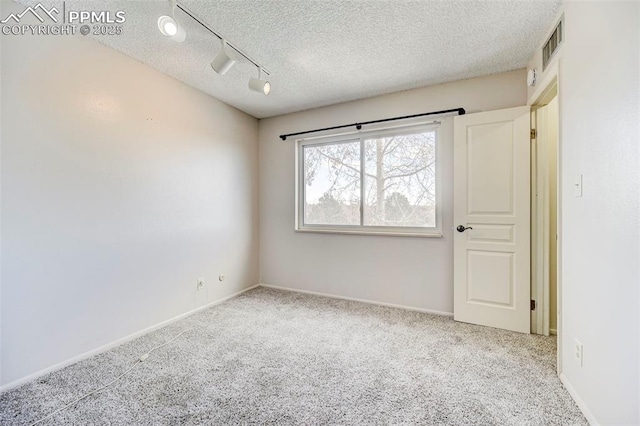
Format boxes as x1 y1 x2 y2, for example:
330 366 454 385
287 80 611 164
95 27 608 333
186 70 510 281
280 135 287 141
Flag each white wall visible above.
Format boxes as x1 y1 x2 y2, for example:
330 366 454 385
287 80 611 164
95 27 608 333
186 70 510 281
259 70 526 313
0 25 259 385
530 1 639 424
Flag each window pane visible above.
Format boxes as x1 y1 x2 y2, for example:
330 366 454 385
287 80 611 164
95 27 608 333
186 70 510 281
363 131 436 227
304 141 361 225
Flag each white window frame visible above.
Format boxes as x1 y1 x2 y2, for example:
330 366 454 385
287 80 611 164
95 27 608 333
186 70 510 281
295 123 442 237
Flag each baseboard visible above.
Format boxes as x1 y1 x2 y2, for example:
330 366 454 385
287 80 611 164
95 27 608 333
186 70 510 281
0 284 260 394
559 373 599 426
259 283 454 317
550 328 557 336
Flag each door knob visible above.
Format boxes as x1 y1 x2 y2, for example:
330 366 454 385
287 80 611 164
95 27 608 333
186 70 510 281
457 225 473 232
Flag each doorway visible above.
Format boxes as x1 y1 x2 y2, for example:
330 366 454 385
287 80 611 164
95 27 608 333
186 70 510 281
530 80 559 339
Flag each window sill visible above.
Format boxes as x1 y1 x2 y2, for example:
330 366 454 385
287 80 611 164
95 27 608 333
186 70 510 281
295 228 443 238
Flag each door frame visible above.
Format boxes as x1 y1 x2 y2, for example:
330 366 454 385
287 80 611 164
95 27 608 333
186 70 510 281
530 82 558 337
529 62 562 374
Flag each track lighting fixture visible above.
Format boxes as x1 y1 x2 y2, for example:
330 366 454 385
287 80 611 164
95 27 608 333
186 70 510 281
157 0 185 42
159 1 272 94
210 41 238 76
248 68 271 95
157 15 185 42
157 16 176 36
249 77 271 95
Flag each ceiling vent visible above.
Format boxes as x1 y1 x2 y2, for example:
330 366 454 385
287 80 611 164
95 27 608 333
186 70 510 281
542 18 563 70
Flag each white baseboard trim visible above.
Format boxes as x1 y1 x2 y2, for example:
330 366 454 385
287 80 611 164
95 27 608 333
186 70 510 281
550 328 557 336
559 373 599 426
259 283 454 317
0 284 260 394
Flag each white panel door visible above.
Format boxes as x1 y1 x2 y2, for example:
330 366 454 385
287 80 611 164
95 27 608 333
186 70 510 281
453 106 530 333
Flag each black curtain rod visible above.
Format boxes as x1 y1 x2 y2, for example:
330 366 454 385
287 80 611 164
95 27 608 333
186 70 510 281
279 107 465 141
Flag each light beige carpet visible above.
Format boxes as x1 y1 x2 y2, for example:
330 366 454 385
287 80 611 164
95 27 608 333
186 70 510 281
0 287 586 425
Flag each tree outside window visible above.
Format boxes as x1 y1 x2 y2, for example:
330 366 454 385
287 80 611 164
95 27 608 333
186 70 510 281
301 129 437 232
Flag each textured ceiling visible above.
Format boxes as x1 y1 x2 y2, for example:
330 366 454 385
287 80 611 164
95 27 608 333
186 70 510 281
20 0 561 118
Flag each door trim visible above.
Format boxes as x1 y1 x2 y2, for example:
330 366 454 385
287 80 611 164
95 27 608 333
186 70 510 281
529 68 562 375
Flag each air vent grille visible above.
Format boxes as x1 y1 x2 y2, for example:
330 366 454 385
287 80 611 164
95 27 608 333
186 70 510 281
542 18 563 70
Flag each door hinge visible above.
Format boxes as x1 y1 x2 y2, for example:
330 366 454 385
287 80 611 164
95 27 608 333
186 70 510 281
531 299 536 311
530 128 537 139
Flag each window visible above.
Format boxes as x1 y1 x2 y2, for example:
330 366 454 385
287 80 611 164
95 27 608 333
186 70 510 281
296 125 441 236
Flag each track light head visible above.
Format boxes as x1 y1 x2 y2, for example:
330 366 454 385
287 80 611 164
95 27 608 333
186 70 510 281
158 15 176 36
157 15 186 42
248 77 271 95
211 42 238 75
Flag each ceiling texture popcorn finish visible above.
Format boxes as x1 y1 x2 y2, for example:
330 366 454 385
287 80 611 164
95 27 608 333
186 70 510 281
24 0 561 118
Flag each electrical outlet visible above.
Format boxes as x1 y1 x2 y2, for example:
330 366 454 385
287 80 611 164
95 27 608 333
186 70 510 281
575 339 583 367
196 278 205 291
